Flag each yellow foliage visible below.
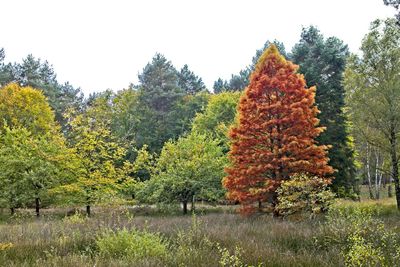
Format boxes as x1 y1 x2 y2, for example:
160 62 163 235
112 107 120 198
0 242 14 251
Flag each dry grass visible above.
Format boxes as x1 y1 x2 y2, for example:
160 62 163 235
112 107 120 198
0 198 398 267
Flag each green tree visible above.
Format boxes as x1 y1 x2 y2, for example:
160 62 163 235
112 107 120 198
138 133 227 214
0 84 76 216
0 52 83 130
0 127 76 216
291 26 357 196
344 19 400 208
178 64 207 94
138 53 183 112
133 53 185 152
384 0 400 23
0 127 33 215
192 92 241 152
119 145 156 199
170 92 210 137
58 96 129 216
227 70 250 92
0 49 13 86
112 88 140 149
213 40 286 92
213 78 229 93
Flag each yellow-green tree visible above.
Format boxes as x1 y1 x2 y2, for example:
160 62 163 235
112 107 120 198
0 83 55 134
192 92 241 152
0 83 76 216
345 18 400 208
138 133 227 214
57 96 130 216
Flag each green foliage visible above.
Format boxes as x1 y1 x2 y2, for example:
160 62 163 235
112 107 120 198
344 233 384 267
345 18 400 207
134 53 185 152
178 64 207 95
0 53 83 129
213 78 229 93
316 205 400 267
96 228 168 261
117 54 208 154
54 95 129 211
0 85 77 213
192 92 241 151
0 126 77 211
119 145 156 199
62 212 88 225
213 40 286 92
218 245 247 267
291 26 357 195
276 173 335 216
138 133 227 213
130 145 155 180
384 0 400 23
171 92 210 136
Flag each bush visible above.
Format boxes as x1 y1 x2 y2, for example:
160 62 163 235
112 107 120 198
315 205 400 267
62 212 87 224
345 233 384 267
96 228 169 261
275 173 335 216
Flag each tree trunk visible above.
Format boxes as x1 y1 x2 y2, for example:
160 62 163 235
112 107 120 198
366 145 375 199
389 129 400 209
383 174 387 188
271 192 279 217
368 179 375 199
182 201 188 215
191 195 195 213
35 197 40 217
258 200 262 212
10 207 15 216
86 205 91 217
388 177 393 197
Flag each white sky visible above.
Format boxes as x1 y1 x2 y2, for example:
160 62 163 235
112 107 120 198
0 0 395 95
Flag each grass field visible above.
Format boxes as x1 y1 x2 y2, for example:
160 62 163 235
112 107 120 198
0 191 399 267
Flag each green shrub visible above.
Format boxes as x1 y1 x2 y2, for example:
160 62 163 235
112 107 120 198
316 205 400 266
218 245 245 267
96 228 169 261
275 173 335 216
345 233 384 267
62 212 87 224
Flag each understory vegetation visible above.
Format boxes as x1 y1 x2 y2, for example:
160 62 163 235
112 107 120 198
0 195 398 267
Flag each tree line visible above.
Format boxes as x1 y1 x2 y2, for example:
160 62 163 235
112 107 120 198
0 18 399 216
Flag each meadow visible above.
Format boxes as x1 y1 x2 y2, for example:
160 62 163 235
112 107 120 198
0 188 399 267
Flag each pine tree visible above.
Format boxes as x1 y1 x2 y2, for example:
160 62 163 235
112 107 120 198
135 53 185 152
0 51 83 131
213 40 287 93
384 0 400 24
223 45 333 214
291 26 356 196
213 78 228 93
178 64 207 95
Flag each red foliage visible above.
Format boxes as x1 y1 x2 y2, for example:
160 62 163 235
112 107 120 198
223 45 334 214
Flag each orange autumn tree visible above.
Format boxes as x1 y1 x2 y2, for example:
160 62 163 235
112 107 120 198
223 45 334 213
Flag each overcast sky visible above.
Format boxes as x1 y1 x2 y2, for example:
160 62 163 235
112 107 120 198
0 0 395 95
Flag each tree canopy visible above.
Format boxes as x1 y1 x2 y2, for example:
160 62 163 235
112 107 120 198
345 18 400 208
291 26 357 196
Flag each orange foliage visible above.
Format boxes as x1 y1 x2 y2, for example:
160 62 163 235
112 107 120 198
223 45 334 214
